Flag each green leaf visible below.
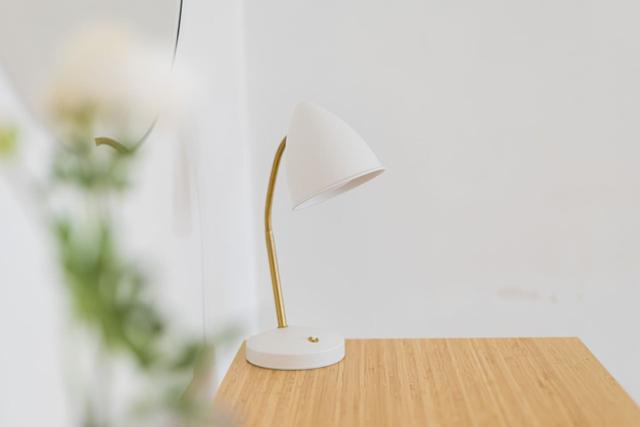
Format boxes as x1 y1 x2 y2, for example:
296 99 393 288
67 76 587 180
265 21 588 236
0 124 18 158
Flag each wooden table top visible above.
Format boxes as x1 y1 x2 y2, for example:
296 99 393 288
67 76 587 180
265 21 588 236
215 338 639 426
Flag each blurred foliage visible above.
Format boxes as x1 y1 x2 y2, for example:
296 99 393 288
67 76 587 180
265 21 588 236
2 116 235 426
0 123 18 158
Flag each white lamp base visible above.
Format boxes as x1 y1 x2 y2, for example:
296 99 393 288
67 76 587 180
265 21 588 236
245 325 345 370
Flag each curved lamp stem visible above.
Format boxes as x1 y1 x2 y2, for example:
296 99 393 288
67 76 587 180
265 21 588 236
264 137 288 328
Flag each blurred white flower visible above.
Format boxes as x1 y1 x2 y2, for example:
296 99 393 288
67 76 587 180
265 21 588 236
45 23 194 145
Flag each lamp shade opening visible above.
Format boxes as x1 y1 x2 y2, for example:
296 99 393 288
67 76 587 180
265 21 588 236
286 102 385 210
293 166 385 210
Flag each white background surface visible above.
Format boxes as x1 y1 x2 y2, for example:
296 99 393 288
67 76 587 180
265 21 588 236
1 1 639 425
244 0 640 400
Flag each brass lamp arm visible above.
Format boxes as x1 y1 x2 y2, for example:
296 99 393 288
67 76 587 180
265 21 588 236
264 137 288 328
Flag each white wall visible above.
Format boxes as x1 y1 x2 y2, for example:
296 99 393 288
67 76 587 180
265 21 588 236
243 0 640 399
175 0 256 366
0 70 69 427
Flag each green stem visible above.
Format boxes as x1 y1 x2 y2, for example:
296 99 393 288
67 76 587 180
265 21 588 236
94 137 130 154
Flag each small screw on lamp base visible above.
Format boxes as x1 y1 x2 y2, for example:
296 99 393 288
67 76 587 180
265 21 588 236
246 326 345 370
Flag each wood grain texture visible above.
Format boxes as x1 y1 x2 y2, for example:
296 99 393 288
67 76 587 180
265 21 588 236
215 338 639 426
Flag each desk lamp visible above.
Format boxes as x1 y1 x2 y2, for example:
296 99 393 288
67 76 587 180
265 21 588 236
246 102 385 370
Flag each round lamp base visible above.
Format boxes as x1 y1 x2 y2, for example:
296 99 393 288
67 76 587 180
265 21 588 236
246 325 345 370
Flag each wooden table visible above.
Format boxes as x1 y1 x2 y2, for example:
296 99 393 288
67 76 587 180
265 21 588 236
215 338 639 426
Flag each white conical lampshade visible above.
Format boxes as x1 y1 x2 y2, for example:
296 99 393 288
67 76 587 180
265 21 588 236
285 103 385 210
